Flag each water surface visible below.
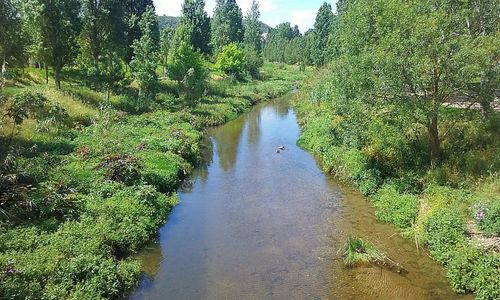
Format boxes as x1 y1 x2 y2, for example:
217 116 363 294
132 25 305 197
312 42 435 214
131 98 469 299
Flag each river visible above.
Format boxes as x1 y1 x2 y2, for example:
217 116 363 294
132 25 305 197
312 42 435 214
130 97 470 299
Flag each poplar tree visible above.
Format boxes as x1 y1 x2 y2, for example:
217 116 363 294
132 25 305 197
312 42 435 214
131 6 159 110
181 0 211 55
243 0 262 52
313 2 334 66
211 0 244 54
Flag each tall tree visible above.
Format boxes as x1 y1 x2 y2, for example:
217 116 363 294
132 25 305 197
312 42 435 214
79 0 128 100
35 0 82 89
131 5 159 110
126 0 156 63
180 0 211 55
160 27 175 76
0 0 27 87
243 0 262 52
335 0 499 163
313 2 334 66
211 0 244 54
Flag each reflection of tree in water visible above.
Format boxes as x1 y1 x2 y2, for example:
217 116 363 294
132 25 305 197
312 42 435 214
246 106 262 146
211 116 246 171
273 99 290 119
180 136 213 193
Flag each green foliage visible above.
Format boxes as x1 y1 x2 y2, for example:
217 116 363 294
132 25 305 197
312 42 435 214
341 236 383 267
473 201 500 236
312 2 334 66
131 6 160 111
423 208 466 263
210 0 244 53
446 246 500 300
244 47 263 78
216 43 245 77
167 42 208 104
180 0 211 55
33 0 82 89
243 0 262 53
373 184 419 230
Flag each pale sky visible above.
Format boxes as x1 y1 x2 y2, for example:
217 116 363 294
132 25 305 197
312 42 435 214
154 0 338 32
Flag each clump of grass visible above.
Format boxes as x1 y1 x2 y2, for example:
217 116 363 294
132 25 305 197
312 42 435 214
341 235 408 273
341 235 383 267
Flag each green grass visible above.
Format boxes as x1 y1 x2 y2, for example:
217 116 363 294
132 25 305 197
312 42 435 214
341 236 384 267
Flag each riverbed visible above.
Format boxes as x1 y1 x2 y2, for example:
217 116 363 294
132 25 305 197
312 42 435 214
131 97 470 299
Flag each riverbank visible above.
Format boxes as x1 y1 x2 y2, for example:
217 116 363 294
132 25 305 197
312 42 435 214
0 63 311 299
291 69 499 299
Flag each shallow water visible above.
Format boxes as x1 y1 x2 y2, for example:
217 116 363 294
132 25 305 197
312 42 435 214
131 98 470 299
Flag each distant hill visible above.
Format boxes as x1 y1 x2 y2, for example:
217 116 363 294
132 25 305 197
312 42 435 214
158 15 271 33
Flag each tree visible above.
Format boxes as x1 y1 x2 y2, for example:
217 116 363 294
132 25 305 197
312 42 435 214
211 0 244 54
79 0 128 100
160 27 175 76
167 42 208 105
35 0 82 89
0 0 28 87
313 2 334 66
126 0 156 63
335 0 500 164
180 0 211 55
216 43 245 78
131 6 159 110
243 0 262 53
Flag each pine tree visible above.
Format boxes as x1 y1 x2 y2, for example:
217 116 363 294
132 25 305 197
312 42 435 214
211 0 244 54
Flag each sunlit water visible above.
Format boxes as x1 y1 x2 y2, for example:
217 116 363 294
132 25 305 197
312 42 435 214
131 98 470 299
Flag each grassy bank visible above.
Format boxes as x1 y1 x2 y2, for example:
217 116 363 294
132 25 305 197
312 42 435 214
0 63 310 299
292 69 499 299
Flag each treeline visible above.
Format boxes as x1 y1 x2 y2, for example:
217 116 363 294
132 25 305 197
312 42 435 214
294 0 499 299
1 0 289 109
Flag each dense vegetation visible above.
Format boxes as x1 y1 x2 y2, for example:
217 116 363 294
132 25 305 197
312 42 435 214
0 0 310 298
293 0 499 299
2 0 499 298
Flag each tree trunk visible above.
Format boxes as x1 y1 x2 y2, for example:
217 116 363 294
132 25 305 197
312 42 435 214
45 64 49 84
428 109 441 165
54 67 61 89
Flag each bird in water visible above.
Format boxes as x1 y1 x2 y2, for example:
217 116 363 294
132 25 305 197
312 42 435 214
276 146 286 153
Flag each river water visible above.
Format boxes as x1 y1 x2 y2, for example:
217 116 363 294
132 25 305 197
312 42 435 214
131 98 470 299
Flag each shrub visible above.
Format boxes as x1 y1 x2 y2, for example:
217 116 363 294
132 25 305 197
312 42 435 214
167 42 208 104
373 184 419 230
447 245 500 300
244 47 263 78
97 154 142 185
215 43 245 78
423 208 466 263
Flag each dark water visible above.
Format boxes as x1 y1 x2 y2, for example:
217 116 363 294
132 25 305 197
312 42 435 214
131 98 470 299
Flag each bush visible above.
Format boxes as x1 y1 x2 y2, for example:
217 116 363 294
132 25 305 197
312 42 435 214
215 43 245 78
244 47 263 78
423 208 466 263
373 184 419 230
447 245 500 300
167 42 208 104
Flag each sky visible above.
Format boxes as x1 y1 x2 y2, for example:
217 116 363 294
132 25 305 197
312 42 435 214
154 0 338 32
